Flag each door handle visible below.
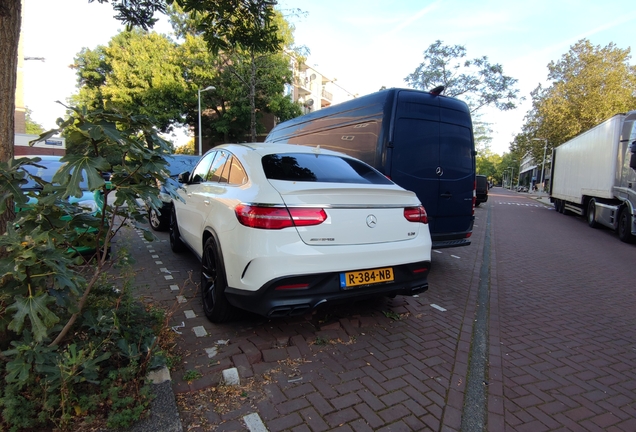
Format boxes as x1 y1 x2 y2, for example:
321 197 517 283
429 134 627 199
204 200 210 205
440 193 452 198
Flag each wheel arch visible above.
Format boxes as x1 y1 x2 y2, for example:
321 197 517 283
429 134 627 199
202 229 226 269
620 199 636 228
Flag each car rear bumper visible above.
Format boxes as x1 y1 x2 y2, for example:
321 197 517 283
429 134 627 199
224 260 431 318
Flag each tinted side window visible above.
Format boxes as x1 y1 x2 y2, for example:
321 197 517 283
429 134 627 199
282 121 380 166
217 155 247 185
262 153 392 184
226 156 248 185
207 151 229 182
190 152 216 183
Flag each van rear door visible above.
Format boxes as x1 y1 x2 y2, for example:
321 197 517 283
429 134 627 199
389 90 474 245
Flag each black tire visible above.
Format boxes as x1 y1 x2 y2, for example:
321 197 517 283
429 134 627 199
475 201 481 207
587 199 599 228
617 207 635 243
201 237 234 323
554 200 559 212
169 206 186 253
149 207 169 231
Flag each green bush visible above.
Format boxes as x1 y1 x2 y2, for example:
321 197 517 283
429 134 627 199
0 105 179 431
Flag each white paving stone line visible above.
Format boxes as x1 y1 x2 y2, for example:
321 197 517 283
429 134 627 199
430 304 447 312
192 326 207 337
170 285 180 291
222 367 240 386
184 310 196 319
243 413 268 432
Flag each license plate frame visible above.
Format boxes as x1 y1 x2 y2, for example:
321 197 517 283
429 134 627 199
340 267 394 289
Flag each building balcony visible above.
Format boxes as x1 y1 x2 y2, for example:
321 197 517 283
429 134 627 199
321 88 332 107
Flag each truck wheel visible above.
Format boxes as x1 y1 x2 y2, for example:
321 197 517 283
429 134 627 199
617 207 635 243
560 201 570 215
201 237 234 323
587 199 599 228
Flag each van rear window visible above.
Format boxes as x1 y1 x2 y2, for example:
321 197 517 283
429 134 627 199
262 153 392 184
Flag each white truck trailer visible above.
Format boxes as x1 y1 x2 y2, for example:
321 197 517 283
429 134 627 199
549 110 636 243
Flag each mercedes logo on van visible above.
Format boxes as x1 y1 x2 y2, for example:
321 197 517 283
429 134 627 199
366 215 377 228
436 166 444 177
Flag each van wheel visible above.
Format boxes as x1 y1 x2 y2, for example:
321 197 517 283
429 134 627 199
201 237 234 323
617 207 635 243
587 199 598 228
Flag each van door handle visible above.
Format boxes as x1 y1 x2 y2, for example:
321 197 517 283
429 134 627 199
204 200 210 205
440 192 452 198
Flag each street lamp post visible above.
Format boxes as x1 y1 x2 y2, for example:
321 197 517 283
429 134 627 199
198 86 216 156
532 138 548 193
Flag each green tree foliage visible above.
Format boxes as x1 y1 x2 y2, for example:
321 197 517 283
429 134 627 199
405 40 521 113
71 29 191 133
514 39 636 160
169 6 301 143
0 105 175 429
476 149 500 182
174 138 195 154
178 0 282 55
25 107 44 135
69 7 300 147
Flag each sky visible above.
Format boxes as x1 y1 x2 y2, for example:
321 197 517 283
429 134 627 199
21 0 636 155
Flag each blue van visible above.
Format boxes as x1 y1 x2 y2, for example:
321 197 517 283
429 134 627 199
265 88 475 248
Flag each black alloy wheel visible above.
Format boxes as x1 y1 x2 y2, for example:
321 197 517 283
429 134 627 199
201 237 233 323
169 206 186 252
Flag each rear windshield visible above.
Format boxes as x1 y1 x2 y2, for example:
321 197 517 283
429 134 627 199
262 153 393 184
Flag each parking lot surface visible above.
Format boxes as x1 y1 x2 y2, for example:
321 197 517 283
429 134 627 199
115 187 636 431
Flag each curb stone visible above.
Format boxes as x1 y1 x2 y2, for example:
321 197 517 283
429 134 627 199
108 366 183 432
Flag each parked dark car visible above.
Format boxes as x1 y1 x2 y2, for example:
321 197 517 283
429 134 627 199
475 174 488 206
148 154 200 231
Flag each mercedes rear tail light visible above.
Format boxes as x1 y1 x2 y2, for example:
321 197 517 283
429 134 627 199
403 206 428 224
235 204 327 229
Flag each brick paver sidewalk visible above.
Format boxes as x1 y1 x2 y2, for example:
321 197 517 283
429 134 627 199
112 205 489 431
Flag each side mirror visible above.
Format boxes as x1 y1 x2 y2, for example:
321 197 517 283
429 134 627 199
178 171 190 183
630 141 636 170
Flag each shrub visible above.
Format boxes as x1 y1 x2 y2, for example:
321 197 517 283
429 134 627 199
0 105 180 430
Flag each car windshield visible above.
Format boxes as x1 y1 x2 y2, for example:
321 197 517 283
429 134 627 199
262 153 393 185
20 158 89 190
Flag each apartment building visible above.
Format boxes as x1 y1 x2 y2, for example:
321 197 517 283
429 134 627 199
286 56 357 115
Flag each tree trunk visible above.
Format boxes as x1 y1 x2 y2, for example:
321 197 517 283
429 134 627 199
0 1 21 235
250 48 257 142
